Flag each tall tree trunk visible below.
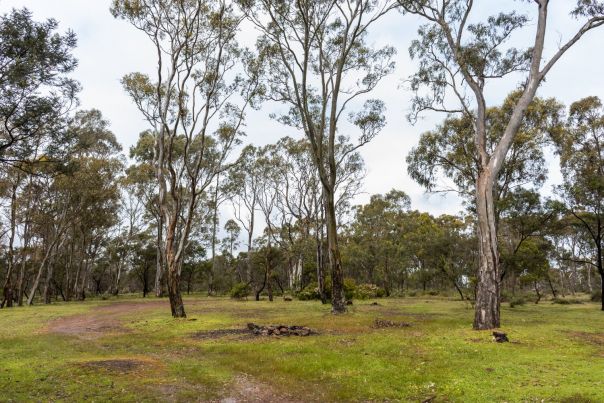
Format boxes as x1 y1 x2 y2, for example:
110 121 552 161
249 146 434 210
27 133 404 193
43 259 56 304
2 181 18 308
324 189 346 314
113 255 124 296
255 269 267 301
473 172 500 329
165 223 185 318
266 245 273 302
246 218 254 284
27 241 55 306
155 214 164 297
16 247 28 307
42 237 67 304
315 227 327 304
546 273 557 298
208 175 220 296
598 245 603 311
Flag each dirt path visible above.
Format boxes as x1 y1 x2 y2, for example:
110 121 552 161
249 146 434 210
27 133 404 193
46 300 167 340
45 299 308 402
219 374 304 403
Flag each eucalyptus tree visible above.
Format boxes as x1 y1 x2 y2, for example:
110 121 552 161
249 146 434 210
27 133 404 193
24 110 123 304
398 0 604 329
0 8 79 166
345 190 411 294
227 145 262 285
112 0 260 317
128 131 165 296
497 189 558 293
553 96 604 309
407 94 563 212
0 8 80 306
254 144 282 301
241 0 397 313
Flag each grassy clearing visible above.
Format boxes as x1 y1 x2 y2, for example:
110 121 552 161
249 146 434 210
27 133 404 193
0 296 603 402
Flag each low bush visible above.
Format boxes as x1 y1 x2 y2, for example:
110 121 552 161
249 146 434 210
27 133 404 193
297 277 361 301
354 283 386 299
297 282 320 301
229 282 250 299
591 290 602 302
500 291 511 303
509 296 526 308
552 298 583 305
344 278 356 301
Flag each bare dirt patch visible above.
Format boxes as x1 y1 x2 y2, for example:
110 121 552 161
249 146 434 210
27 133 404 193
80 359 143 373
569 331 604 346
46 300 167 340
192 328 253 340
193 324 318 340
219 374 305 403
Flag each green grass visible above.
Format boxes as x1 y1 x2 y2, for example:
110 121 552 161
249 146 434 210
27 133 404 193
1 296 603 402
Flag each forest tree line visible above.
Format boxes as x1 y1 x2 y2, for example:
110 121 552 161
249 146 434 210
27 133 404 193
0 1 603 331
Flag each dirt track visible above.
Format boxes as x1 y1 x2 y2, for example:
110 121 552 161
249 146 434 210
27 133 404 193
45 299 305 402
46 300 168 340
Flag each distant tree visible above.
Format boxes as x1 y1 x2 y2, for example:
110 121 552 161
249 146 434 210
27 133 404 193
553 96 604 310
227 145 262 285
223 219 241 258
242 0 397 313
498 189 558 294
398 0 604 329
345 190 411 294
128 131 164 297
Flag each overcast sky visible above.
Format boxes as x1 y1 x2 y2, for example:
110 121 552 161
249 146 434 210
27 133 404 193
2 0 604 217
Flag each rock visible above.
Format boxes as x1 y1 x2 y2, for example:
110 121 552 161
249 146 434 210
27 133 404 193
372 319 411 329
492 331 509 343
245 323 316 337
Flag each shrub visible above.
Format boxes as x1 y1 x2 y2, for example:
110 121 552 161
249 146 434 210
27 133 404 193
509 296 526 308
427 290 439 296
297 282 320 301
552 298 583 305
500 291 511 303
354 283 386 300
229 282 250 299
407 291 417 297
591 290 602 302
344 278 356 300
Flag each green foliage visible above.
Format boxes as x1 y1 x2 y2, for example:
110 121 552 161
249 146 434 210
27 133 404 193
591 290 602 302
0 7 79 163
509 296 526 308
229 282 250 300
406 93 562 203
354 283 386 299
343 278 356 301
297 282 320 301
552 298 584 305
